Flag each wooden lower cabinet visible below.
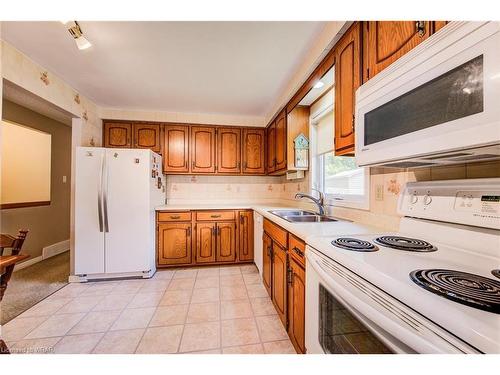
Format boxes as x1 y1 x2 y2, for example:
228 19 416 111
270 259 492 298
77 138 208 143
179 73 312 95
216 222 237 262
195 222 216 263
262 232 273 296
238 211 254 262
272 242 288 326
157 223 192 266
288 257 306 354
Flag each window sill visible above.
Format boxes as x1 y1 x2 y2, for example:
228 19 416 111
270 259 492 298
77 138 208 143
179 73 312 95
325 198 370 211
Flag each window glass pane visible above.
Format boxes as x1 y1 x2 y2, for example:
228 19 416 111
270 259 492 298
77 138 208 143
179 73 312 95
323 154 364 196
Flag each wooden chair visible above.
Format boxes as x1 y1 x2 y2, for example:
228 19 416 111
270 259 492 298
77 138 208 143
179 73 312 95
0 229 29 354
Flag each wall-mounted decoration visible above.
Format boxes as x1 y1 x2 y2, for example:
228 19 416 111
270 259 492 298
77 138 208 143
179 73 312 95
82 110 88 121
74 93 81 104
294 133 309 169
89 137 96 147
40 71 50 85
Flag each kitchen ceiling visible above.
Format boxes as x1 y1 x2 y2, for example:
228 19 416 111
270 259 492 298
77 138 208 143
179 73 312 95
1 21 327 117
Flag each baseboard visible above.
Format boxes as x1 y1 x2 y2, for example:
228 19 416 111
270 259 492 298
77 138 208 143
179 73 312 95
14 239 70 272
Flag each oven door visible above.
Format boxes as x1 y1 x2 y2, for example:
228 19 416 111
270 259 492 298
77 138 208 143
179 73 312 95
305 246 477 354
355 21 500 168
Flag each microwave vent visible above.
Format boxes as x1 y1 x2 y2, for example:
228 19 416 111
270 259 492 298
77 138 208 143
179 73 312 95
382 161 437 169
423 153 471 160
449 154 500 162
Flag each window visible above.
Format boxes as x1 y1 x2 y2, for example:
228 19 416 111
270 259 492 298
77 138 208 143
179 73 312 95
317 152 370 210
1 120 52 209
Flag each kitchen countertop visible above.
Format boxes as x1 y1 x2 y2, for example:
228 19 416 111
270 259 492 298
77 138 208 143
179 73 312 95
156 202 382 243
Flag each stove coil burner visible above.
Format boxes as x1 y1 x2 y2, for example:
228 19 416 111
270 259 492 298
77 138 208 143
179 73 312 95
374 236 437 252
332 238 378 252
410 269 500 314
492 270 500 279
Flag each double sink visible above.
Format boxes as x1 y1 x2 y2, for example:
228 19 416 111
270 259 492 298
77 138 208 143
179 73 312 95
269 210 338 223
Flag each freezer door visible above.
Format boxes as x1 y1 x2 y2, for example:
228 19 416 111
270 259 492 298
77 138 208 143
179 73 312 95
104 149 152 273
75 147 105 275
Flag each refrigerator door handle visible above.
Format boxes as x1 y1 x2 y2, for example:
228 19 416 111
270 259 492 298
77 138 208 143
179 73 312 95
103 154 110 233
97 152 104 232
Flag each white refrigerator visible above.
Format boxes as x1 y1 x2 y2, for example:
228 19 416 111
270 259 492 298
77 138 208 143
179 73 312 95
74 147 165 281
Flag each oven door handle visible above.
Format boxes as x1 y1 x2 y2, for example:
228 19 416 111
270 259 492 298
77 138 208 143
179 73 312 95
306 249 473 354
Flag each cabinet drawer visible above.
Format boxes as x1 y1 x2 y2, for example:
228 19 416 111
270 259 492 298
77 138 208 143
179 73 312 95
289 234 306 267
158 211 192 222
196 211 235 221
263 218 288 248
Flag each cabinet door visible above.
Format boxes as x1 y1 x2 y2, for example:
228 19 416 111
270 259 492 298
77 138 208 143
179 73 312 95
163 125 190 173
104 122 132 148
288 257 306 354
238 211 254 262
335 22 361 155
272 242 287 326
196 222 216 264
157 223 192 266
133 123 161 153
242 128 265 174
266 122 276 173
262 232 272 297
191 126 216 173
217 128 241 174
433 21 448 33
274 110 287 172
216 222 237 262
363 21 431 80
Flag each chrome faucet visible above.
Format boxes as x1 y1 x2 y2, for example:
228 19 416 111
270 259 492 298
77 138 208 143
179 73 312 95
295 188 325 215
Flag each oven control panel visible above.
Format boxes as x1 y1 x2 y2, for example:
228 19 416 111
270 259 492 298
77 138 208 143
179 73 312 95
398 178 500 230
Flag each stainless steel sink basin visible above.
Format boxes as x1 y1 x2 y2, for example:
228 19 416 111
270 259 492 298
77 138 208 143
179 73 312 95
269 210 316 217
269 210 338 223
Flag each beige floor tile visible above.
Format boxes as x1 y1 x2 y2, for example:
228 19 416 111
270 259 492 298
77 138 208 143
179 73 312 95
168 278 196 291
112 280 145 295
240 265 259 274
53 333 104 354
149 305 188 327
2 316 49 341
263 340 297 354
110 307 155 331
159 289 192 306
68 310 121 335
127 292 164 309
221 285 248 301
9 337 61 354
50 283 90 298
179 321 220 352
186 348 221 354
138 279 170 293
243 273 261 285
223 343 264 354
92 293 135 311
221 300 253 320
56 296 103 314
191 287 220 303
154 270 175 280
93 329 144 354
25 313 85 339
196 267 220 278
221 318 260 347
186 302 220 323
246 283 268 298
250 297 277 316
135 325 184 353
256 315 288 342
194 276 219 289
219 267 241 276
220 274 245 285
20 298 72 318
80 283 117 297
173 269 198 279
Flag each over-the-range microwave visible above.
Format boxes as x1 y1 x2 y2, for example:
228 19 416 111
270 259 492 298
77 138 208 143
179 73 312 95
355 21 500 168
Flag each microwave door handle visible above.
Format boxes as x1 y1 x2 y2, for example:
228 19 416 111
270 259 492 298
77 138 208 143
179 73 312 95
97 152 104 232
103 154 109 233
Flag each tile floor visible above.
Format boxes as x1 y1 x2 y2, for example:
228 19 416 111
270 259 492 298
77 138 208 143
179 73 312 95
1 264 297 354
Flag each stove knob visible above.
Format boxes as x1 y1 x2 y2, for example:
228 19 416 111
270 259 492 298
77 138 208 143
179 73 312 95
423 194 432 205
410 194 418 204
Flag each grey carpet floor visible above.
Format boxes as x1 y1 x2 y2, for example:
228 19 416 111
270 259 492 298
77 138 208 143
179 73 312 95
1 251 69 325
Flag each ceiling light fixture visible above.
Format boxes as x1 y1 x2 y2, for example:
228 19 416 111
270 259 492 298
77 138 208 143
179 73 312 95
62 21 92 50
313 81 324 89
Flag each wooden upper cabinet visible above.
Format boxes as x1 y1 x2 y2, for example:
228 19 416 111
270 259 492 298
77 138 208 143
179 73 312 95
433 21 449 33
288 257 306 354
266 122 276 173
272 242 287 326
216 222 236 262
191 126 216 173
195 222 216 264
157 223 192 266
163 125 190 173
217 128 241 174
363 21 431 81
133 123 161 153
274 110 287 172
262 232 272 297
335 22 361 155
238 211 254 262
242 128 265 174
104 122 132 148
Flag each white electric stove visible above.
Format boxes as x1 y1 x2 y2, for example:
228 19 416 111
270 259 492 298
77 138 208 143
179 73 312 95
305 178 500 354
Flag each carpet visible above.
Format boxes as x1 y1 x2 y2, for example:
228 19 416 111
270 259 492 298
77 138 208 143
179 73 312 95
1 251 69 324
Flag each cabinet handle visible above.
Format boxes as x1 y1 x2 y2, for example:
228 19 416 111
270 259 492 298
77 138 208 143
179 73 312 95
293 246 304 258
170 215 181 219
352 115 355 132
211 214 221 218
187 227 191 236
237 161 241 169
240 214 244 224
416 21 426 37
192 161 195 169
217 227 221 235
287 267 293 285
212 227 216 236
